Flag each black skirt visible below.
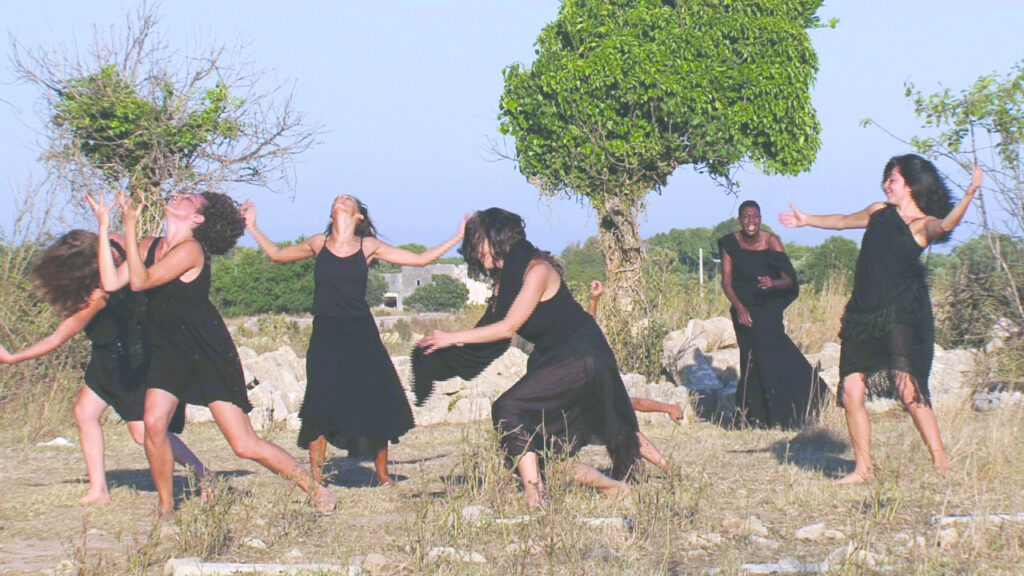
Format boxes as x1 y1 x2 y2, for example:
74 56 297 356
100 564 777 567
297 313 415 451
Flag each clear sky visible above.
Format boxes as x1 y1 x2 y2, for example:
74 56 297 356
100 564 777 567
1 1 1021 255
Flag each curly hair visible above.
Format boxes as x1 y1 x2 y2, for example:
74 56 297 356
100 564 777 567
460 207 563 283
193 192 245 255
29 230 101 317
738 200 760 218
323 196 378 238
883 154 955 242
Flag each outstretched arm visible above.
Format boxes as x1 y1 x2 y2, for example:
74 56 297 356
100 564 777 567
779 202 885 231
418 260 554 352
366 215 468 267
922 164 983 243
0 291 105 364
241 201 322 262
87 193 130 292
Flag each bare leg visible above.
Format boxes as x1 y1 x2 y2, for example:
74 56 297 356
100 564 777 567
73 387 111 505
637 431 668 471
126 421 207 482
515 452 546 508
374 443 392 486
897 376 948 473
572 461 630 500
309 436 327 485
208 401 335 512
142 389 180 517
837 373 874 485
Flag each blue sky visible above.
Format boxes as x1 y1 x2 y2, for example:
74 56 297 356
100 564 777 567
1 1 1021 254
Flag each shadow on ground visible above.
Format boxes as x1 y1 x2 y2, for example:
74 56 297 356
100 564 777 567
322 456 408 488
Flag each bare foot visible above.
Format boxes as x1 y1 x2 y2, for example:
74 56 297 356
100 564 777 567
598 481 631 500
933 461 949 474
524 482 548 509
311 486 336 513
835 470 874 485
376 474 394 488
78 490 111 506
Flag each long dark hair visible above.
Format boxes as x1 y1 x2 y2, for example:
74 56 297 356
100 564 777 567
30 230 101 317
460 208 563 282
193 192 246 255
883 154 955 241
324 196 378 238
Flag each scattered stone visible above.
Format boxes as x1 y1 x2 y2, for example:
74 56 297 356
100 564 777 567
794 522 826 541
493 516 532 525
933 513 1024 527
504 541 543 555
360 553 388 575
242 537 267 550
579 517 634 532
285 547 303 558
821 543 886 571
723 516 770 538
425 547 486 564
740 557 818 574
36 437 73 447
460 505 493 526
163 557 357 576
936 527 959 548
748 535 780 549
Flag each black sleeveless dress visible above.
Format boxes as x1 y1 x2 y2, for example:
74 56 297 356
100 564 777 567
82 242 184 431
838 204 934 405
491 282 641 480
717 234 827 428
143 239 252 411
296 240 414 452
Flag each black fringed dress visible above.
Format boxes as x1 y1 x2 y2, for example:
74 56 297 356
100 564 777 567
838 204 935 405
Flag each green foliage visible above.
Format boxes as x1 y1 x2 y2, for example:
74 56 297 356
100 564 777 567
398 243 428 254
366 269 388 308
52 65 240 193
405 274 469 312
799 235 859 290
936 234 1024 347
647 227 712 278
210 244 314 316
560 236 607 291
499 0 824 206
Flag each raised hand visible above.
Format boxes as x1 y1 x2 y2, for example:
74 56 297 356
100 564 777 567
115 190 145 232
240 200 257 229
84 192 114 232
456 213 470 239
778 204 807 228
589 280 606 301
969 164 984 192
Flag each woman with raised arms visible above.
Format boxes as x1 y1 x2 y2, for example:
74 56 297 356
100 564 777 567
242 195 465 486
780 155 982 484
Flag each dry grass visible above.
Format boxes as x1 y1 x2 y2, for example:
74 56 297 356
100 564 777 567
1 398 1022 575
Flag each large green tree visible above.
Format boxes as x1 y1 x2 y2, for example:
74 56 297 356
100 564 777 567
499 0 827 314
12 4 318 234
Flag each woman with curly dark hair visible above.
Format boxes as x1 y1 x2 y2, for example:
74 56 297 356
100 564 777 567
89 191 335 516
241 195 465 486
0 230 205 505
780 156 983 484
416 208 639 507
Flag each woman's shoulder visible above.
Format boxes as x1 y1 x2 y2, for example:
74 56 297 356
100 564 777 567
717 232 738 252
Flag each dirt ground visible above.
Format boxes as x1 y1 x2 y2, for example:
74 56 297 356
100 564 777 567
1 401 1022 575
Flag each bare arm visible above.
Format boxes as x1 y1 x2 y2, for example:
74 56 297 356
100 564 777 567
779 202 885 231
0 291 105 363
87 193 130 291
758 234 794 291
241 201 322 262
365 215 467 267
418 260 556 352
922 164 983 243
587 280 605 318
117 193 203 291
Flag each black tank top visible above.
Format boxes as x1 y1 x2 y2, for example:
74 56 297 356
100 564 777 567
312 237 369 318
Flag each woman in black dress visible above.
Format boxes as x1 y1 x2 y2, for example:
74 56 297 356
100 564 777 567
418 208 639 507
719 200 827 428
241 196 465 486
91 191 335 516
0 230 203 505
780 156 983 484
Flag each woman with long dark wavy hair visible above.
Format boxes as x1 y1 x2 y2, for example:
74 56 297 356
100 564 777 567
780 155 983 484
0 230 205 505
417 208 640 507
241 196 465 486
89 190 335 516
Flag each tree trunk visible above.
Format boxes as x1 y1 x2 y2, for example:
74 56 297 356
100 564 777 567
594 197 646 315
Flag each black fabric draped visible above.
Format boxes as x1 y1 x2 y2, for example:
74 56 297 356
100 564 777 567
838 204 934 406
718 233 828 428
412 240 641 479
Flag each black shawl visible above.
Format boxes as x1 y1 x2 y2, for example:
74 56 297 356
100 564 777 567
410 240 539 405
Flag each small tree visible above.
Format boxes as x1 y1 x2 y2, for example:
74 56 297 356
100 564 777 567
560 236 607 291
11 3 319 234
405 275 469 312
366 270 389 308
799 236 859 290
499 0 826 315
